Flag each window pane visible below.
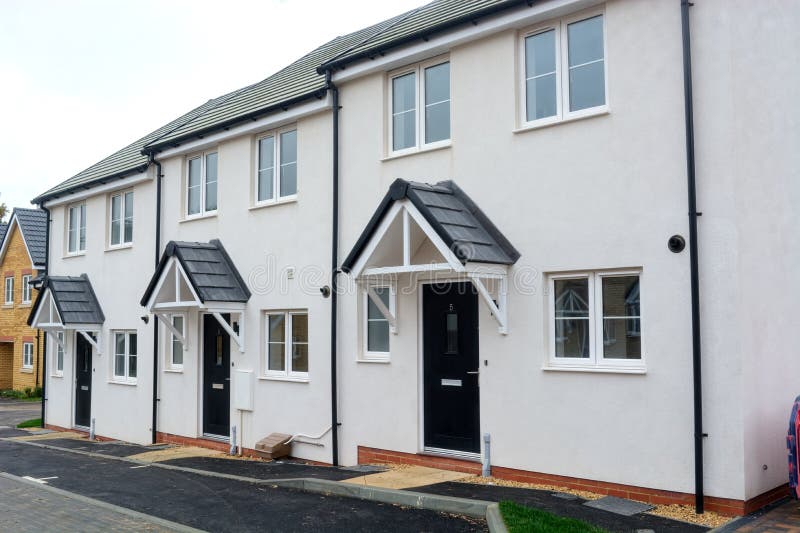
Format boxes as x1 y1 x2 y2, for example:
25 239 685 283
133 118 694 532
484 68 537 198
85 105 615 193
367 288 390 320
68 207 77 252
554 318 590 358
172 316 183 365
115 333 125 376
424 63 450 143
128 333 137 356
291 314 308 373
602 276 641 359
188 158 201 214
568 16 604 67
79 204 86 250
268 343 285 371
268 314 284 343
568 15 605 111
129 354 137 378
554 278 589 318
392 72 416 150
367 322 389 353
205 152 218 211
526 74 557 121
57 333 64 372
292 314 308 343
279 130 297 197
110 195 121 245
258 137 275 202
124 192 134 243
525 30 556 78
446 312 458 354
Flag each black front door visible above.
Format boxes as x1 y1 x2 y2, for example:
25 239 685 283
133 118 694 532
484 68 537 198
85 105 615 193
74 333 92 428
423 282 480 453
203 314 230 437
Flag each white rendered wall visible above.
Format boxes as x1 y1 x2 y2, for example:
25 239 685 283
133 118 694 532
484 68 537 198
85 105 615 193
335 0 749 500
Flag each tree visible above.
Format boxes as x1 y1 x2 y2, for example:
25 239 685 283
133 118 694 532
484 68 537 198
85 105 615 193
0 195 6 223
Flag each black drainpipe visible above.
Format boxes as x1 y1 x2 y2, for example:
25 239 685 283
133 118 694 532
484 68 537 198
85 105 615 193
150 152 163 444
327 70 340 466
38 203 50 428
680 0 705 514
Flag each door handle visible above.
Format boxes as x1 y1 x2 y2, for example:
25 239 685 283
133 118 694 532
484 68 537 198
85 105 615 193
466 370 479 375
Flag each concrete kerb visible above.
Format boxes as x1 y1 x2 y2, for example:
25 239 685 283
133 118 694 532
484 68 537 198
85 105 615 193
2 437 508 533
0 471 207 533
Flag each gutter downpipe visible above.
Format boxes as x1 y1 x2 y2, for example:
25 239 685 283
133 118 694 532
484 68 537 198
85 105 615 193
150 152 163 444
327 69 340 466
680 0 705 514
38 203 50 428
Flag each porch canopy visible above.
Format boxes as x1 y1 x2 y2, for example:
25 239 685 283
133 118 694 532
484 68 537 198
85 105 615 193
342 179 520 334
28 274 105 353
140 239 251 352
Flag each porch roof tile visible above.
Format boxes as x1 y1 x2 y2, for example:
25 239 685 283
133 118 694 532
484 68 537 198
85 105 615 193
28 274 105 326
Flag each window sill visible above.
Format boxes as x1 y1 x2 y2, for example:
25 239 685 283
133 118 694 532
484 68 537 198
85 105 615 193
19 303 31 308
542 365 646 375
20 368 33 373
51 373 64 378
105 244 133 253
357 357 391 364
382 140 451 162
514 107 609 134
249 196 298 211
180 212 217 224
259 375 310 384
2 304 12 309
163 368 183 374
108 380 137 386
63 252 86 259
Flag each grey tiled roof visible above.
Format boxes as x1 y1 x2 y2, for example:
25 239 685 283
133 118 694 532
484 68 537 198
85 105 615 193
28 274 105 326
13 208 48 267
0 223 7 248
140 240 251 306
342 178 520 271
320 0 523 71
144 13 408 151
31 92 244 204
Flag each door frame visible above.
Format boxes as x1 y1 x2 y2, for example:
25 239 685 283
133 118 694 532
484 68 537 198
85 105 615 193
416 277 481 460
199 311 231 439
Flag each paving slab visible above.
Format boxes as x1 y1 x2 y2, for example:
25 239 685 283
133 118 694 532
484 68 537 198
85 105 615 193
11 430 85 441
584 495 655 516
127 445 227 462
342 465 472 489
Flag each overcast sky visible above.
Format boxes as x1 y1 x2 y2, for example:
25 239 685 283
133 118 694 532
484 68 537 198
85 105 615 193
0 0 423 212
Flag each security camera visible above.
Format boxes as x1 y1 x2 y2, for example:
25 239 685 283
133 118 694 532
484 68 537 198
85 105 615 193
141 315 150 324
320 286 331 298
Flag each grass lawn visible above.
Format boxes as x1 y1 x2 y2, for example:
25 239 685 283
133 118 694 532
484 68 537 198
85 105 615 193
500 501 610 533
16 418 42 428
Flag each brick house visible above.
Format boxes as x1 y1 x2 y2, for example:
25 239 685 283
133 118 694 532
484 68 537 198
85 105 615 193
0 209 47 391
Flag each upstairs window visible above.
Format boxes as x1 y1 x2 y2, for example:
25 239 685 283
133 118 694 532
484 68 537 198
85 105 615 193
256 128 297 205
67 203 86 254
110 190 134 247
4 276 13 305
112 331 137 383
187 151 218 217
21 274 31 304
548 270 642 370
522 11 606 126
389 59 450 154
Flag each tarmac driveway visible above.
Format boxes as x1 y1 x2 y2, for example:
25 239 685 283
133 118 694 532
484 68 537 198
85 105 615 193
0 398 40 428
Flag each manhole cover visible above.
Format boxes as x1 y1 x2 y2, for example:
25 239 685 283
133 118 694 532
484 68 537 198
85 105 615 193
583 496 654 516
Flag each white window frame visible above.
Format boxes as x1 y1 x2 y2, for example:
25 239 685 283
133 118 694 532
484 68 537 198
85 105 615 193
109 189 134 248
54 332 64 377
263 311 309 381
185 150 218 218
519 8 608 129
4 276 13 305
111 330 138 384
361 284 396 362
168 314 185 370
21 274 31 304
22 342 34 369
253 126 299 207
547 270 643 371
388 56 451 156
66 203 87 255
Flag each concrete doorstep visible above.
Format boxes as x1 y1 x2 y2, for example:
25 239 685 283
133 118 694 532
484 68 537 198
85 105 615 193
3 437 508 532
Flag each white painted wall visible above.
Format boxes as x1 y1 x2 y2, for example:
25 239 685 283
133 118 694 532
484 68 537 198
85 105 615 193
156 110 335 462
44 173 156 444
